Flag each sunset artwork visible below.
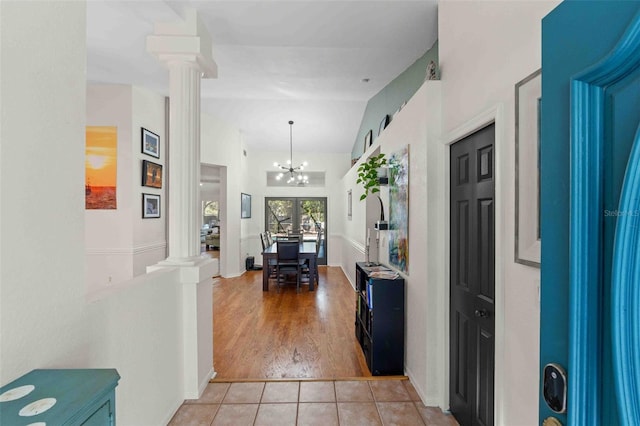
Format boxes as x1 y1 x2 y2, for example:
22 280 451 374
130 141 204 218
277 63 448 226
85 126 117 209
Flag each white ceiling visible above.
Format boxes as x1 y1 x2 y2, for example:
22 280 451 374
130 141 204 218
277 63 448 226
86 1 438 154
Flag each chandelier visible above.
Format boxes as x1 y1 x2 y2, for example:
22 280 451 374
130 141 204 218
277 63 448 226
274 120 309 185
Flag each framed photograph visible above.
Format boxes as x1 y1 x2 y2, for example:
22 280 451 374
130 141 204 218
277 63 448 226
364 129 373 153
141 160 162 188
378 115 390 136
141 127 160 158
142 193 160 218
515 69 542 267
347 189 352 220
241 193 251 219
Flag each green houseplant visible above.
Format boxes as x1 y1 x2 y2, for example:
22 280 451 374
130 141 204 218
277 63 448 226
356 153 387 221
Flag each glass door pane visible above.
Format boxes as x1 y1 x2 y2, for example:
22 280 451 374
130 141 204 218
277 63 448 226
298 199 326 265
265 197 327 265
266 198 294 236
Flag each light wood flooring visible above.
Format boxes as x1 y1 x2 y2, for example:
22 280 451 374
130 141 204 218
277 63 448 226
212 266 371 379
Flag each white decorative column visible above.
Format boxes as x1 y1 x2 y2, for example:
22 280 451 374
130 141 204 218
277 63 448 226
146 9 218 399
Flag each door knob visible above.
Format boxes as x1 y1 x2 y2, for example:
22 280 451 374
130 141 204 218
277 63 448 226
474 309 489 318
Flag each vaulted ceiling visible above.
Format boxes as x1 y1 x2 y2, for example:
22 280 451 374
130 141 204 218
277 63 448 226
86 1 438 154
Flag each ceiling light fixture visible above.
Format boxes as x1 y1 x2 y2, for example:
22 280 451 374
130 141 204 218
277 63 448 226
274 120 308 185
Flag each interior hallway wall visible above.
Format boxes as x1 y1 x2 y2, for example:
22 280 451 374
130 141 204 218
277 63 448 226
85 84 167 295
1 4 187 424
0 0 91 383
340 81 442 406
439 1 560 424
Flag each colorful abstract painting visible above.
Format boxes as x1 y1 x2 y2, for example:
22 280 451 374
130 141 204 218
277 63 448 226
388 146 409 273
85 126 117 209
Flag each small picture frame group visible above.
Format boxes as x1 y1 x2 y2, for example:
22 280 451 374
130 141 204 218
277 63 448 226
141 127 160 158
142 193 160 218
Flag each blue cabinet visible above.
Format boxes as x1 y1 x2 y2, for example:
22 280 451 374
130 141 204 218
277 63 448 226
0 369 120 425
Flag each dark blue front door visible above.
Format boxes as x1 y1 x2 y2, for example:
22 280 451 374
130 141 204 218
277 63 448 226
541 1 640 425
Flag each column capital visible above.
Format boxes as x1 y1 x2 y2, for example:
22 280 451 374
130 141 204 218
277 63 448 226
146 8 217 78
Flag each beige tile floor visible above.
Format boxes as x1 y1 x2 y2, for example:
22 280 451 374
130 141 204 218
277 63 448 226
169 379 459 425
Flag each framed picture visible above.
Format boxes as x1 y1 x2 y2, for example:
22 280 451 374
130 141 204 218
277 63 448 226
142 193 160 218
141 127 160 158
241 193 251 219
364 130 373 153
378 115 390 136
515 69 542 267
347 189 352 220
141 160 162 188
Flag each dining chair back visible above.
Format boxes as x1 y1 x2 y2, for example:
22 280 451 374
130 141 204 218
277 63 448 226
276 240 301 292
285 233 302 242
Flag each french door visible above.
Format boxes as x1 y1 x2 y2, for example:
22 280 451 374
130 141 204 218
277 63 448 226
265 197 327 265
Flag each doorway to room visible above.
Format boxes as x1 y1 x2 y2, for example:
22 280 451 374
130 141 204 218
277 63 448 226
449 123 496 426
202 200 220 253
265 197 327 265
200 164 223 271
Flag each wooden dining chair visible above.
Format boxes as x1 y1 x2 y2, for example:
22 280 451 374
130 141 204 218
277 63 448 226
276 240 301 293
260 233 277 278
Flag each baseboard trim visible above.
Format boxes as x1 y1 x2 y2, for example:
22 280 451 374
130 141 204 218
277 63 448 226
199 367 215 395
210 375 408 383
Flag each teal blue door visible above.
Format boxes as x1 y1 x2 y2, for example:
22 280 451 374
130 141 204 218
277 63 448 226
541 2 640 425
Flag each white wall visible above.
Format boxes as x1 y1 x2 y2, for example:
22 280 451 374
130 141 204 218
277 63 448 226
88 269 183 425
201 114 244 277
439 2 560 424
86 84 135 290
1 4 189 424
86 84 167 293
0 0 91 382
380 82 442 406
339 82 442 406
132 85 167 274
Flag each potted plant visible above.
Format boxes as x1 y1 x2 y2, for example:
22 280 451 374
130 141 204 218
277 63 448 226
356 153 388 224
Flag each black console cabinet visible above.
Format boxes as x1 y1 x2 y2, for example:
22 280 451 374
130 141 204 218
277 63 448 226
355 262 405 375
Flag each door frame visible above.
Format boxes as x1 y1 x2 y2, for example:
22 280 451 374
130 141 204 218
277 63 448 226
569 12 640 424
439 104 506 424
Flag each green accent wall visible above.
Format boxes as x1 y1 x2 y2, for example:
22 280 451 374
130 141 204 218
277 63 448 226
351 40 439 160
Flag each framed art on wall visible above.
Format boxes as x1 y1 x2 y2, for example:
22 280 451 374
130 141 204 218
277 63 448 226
514 69 541 267
141 160 162 188
378 115 390 136
241 193 251 219
364 130 372 153
85 126 117 210
141 128 160 158
142 193 160 218
388 146 410 273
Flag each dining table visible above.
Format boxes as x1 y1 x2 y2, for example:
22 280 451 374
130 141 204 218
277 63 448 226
262 241 318 291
